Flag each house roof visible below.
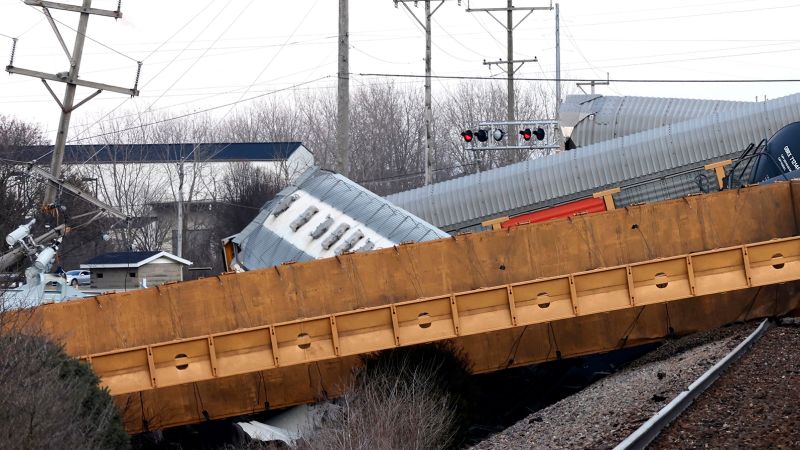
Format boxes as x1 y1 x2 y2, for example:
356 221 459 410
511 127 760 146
81 251 192 269
10 142 304 164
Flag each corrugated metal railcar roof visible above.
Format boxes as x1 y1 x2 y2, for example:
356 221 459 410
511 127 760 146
233 167 449 270
560 95 749 148
387 93 800 231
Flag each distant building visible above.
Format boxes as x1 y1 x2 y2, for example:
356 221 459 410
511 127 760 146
12 141 314 200
81 251 192 290
10 142 314 268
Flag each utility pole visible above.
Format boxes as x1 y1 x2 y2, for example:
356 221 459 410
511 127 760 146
176 160 184 258
424 0 433 184
5 0 140 207
0 225 65 273
393 1 457 185
336 0 351 176
468 1 552 147
576 72 610 95
0 163 129 273
555 2 560 122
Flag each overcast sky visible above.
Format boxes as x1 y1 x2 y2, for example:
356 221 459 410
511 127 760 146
2 0 800 143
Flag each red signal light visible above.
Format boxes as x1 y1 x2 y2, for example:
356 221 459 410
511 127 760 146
533 127 545 141
520 128 532 141
461 130 474 142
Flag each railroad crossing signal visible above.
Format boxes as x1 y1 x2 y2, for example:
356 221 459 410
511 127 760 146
519 127 545 141
461 120 559 152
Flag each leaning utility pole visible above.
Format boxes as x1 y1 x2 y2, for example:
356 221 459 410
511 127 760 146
336 0 351 176
394 1 458 185
5 0 140 207
468 1 553 147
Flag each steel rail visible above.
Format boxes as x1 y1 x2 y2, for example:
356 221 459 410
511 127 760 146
82 235 800 397
614 318 773 450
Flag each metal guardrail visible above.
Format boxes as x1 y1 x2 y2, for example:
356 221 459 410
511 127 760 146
84 236 800 397
614 318 773 450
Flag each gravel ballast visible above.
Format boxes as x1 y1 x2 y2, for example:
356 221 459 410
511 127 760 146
651 324 800 449
469 323 758 450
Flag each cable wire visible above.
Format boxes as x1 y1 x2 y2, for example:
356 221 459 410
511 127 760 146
66 75 331 142
354 72 800 83
22 1 138 62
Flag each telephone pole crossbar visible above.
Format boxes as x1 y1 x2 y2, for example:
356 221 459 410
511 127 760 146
393 0 460 185
6 0 140 207
576 72 611 95
468 1 553 147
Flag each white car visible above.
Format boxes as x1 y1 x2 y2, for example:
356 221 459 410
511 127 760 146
65 269 91 287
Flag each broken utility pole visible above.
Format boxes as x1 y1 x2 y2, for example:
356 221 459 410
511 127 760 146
5 0 140 207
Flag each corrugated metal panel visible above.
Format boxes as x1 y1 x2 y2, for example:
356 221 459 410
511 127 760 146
233 167 448 269
387 93 800 231
560 95 749 148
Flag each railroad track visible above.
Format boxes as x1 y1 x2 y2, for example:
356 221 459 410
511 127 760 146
614 318 772 450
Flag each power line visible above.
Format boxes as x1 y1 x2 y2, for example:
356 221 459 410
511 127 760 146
354 72 800 83
563 3 800 28
142 0 241 112
22 1 138 62
68 0 232 144
140 0 216 62
66 75 332 142
228 0 319 116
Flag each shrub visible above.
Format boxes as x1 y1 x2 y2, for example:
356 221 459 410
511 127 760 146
299 343 472 450
0 333 130 449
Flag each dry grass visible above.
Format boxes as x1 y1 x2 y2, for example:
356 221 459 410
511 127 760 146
298 343 472 450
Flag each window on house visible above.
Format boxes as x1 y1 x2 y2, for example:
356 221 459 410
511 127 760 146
129 272 136 278
97 273 104 278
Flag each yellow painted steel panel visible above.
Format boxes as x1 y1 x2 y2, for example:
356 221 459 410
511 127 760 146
335 308 395 355
631 257 692 305
691 248 748 295
89 348 151 395
9 181 800 433
274 319 335 366
151 339 213 388
574 268 631 315
512 277 575 324
213 328 275 378
456 287 513 335
747 238 800 286
395 297 456 345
